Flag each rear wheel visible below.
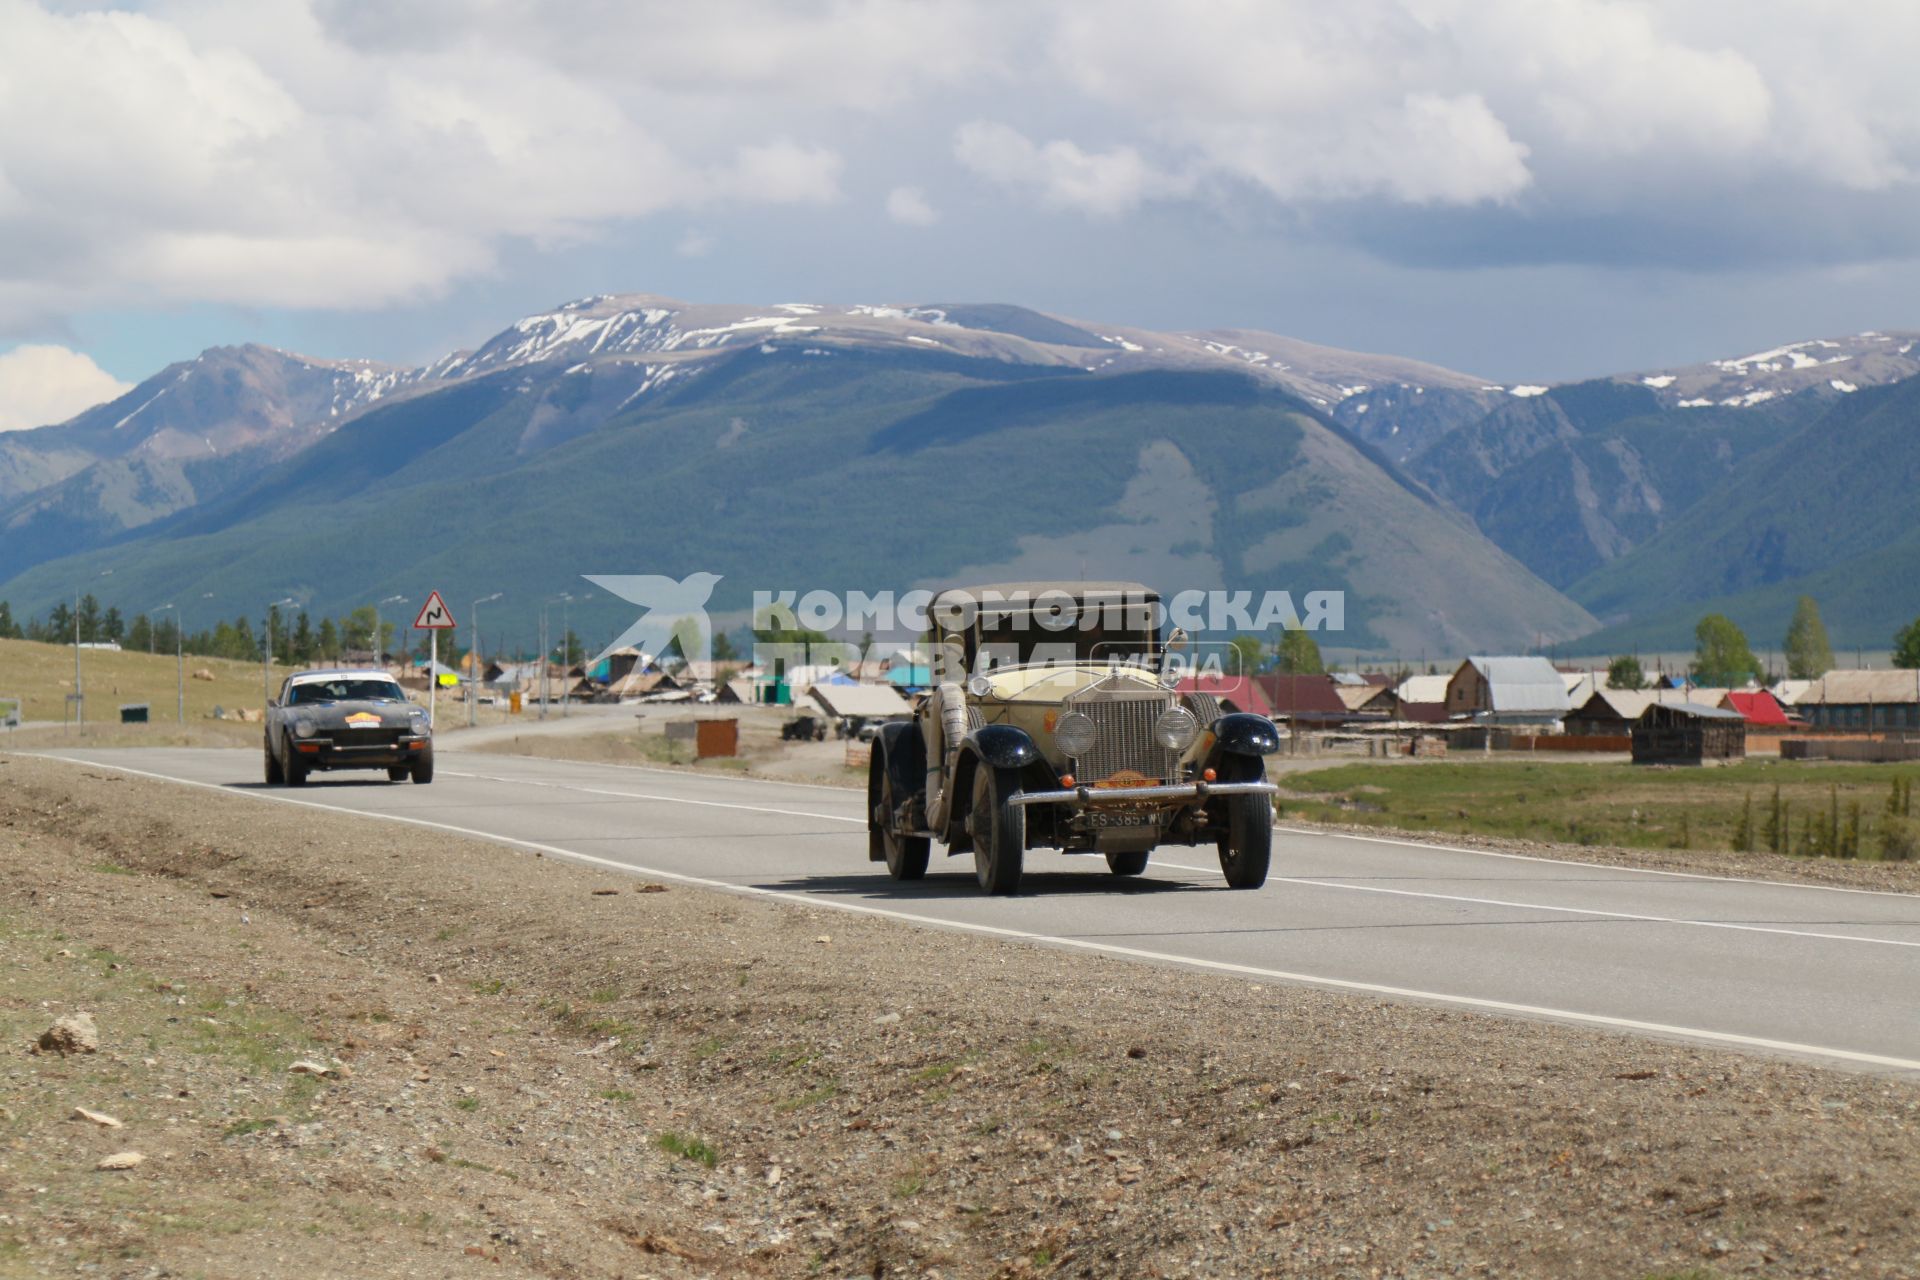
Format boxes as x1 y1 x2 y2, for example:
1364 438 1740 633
971 766 1026 895
1105 849 1150 877
264 736 284 786
871 759 929 882
1215 759 1271 889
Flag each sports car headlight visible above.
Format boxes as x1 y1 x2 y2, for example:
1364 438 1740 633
1154 706 1199 751
1053 710 1097 757
409 710 430 734
292 719 317 739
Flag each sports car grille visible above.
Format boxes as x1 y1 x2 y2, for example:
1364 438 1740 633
1067 687 1179 784
327 728 407 748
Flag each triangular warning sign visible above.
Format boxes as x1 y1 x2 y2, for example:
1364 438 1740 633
414 591 457 630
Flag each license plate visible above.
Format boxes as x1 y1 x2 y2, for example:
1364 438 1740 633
1087 811 1157 830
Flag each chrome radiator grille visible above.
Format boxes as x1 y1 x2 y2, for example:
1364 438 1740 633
1067 684 1179 784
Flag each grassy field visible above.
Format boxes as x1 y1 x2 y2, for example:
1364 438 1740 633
0 637 293 730
1280 758 1920 860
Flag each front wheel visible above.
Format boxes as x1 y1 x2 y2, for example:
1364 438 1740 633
264 736 285 786
1217 771 1272 889
387 766 409 783
411 749 435 784
1105 850 1150 876
286 757 310 787
971 767 1026 895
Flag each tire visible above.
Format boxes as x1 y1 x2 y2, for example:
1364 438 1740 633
869 755 930 881
387 766 409 782
411 749 435 785
1216 759 1272 889
264 736 285 786
286 757 310 787
971 766 1026 895
1105 849 1150 877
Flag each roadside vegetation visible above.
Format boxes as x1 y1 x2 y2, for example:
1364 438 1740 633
1281 759 1920 860
0 636 291 738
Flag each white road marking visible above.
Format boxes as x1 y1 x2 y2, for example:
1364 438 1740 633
23 751 1920 1075
1273 824 1920 902
1144 857 1920 950
442 768 864 825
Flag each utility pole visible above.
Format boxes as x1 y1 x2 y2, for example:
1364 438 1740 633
154 603 181 723
470 593 501 726
72 587 82 727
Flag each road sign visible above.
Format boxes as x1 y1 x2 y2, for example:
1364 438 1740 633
414 591 457 630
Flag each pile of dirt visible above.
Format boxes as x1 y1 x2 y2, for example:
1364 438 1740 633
1 753 1916 1278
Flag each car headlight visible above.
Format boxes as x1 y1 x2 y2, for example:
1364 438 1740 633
409 711 430 734
967 674 995 699
1154 706 1199 751
292 719 316 739
1054 710 1097 757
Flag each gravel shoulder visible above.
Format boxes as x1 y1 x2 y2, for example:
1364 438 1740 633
4 753 1917 1279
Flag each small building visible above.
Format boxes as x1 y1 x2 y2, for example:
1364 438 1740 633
1564 689 1656 736
1793 670 1920 731
1631 701 1747 764
1446 656 1571 727
1388 673 1450 724
1174 674 1274 718
1721 690 1791 728
805 682 911 722
1253 673 1352 726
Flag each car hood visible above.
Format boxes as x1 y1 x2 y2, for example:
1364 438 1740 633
287 701 423 731
971 664 1167 704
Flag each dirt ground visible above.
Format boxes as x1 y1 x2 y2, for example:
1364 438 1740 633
2 753 1917 1279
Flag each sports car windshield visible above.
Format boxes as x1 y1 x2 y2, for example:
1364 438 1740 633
287 679 407 705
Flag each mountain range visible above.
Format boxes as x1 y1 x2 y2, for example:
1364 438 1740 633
1 294 1915 657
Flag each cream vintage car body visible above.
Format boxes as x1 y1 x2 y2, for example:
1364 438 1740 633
866 582 1279 894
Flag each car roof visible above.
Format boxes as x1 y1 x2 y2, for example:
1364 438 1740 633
286 669 402 686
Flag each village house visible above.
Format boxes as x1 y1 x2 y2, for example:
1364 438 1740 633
1794 670 1920 731
1445 656 1570 727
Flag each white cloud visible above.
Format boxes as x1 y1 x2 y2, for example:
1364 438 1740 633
0 0 867 329
0 344 131 431
884 185 938 226
955 122 1187 217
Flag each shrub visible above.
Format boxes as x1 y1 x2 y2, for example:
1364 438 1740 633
1881 817 1920 862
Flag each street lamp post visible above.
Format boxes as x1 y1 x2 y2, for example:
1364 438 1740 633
153 603 182 723
265 597 296 705
560 592 591 717
470 593 502 726
376 595 407 671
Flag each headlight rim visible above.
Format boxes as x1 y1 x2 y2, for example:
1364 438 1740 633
1154 705 1200 752
1053 709 1097 757
292 719 317 739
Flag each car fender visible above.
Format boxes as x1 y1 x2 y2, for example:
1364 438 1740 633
1208 711 1282 759
875 720 925 799
965 723 1042 771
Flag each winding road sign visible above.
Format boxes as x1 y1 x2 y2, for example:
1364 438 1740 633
414 591 457 630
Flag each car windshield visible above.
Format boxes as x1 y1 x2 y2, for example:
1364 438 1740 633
287 679 407 705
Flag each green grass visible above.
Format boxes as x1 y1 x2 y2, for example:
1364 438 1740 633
453 1096 479 1112
1281 760 1920 858
776 1082 840 1112
655 1131 719 1168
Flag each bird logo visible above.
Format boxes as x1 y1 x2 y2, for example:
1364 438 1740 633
583 572 723 671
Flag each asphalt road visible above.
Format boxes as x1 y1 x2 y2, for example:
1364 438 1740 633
28 746 1920 1076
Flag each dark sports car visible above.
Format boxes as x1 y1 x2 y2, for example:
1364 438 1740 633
265 670 434 786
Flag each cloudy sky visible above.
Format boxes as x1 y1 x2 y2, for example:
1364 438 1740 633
4 0 1920 428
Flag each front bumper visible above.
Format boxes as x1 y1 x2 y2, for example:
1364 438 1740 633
293 735 431 769
1009 779 1276 808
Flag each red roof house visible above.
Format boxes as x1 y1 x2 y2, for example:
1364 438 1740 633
1174 674 1274 718
1721 690 1791 727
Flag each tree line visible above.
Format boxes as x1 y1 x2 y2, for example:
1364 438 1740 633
0 596 467 668
1606 596 1920 690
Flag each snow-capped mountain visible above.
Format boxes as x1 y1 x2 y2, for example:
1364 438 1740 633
1625 331 1920 409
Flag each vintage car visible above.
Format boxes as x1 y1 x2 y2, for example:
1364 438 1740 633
867 582 1280 894
265 669 434 786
